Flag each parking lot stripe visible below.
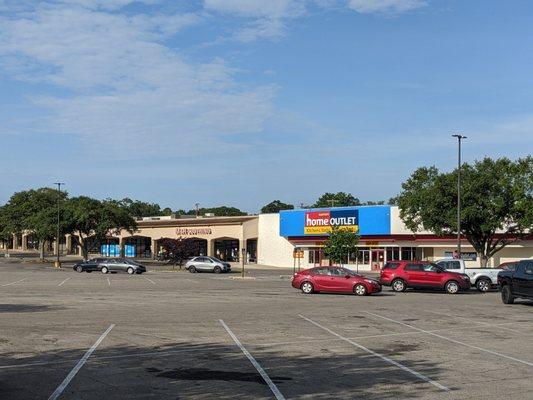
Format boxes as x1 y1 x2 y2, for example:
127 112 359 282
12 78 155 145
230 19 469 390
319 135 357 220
1 277 27 287
219 319 286 400
365 312 533 368
58 277 71 287
425 310 524 334
299 314 450 392
48 324 115 400
107 277 111 286
143 277 156 285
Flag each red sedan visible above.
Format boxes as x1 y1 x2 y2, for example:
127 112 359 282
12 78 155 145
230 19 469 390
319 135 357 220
291 266 382 295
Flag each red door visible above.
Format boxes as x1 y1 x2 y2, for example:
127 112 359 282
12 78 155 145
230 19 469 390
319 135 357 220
404 264 426 286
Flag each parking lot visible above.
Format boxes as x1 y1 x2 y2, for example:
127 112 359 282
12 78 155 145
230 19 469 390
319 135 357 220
1 261 532 400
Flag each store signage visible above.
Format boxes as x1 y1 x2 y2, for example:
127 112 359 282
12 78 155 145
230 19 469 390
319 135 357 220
293 249 304 259
304 209 358 235
365 241 379 247
176 228 212 236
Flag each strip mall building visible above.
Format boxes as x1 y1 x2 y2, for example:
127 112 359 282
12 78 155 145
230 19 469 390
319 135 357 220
2 205 531 269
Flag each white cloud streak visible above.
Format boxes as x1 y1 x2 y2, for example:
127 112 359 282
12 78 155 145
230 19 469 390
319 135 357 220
0 2 275 156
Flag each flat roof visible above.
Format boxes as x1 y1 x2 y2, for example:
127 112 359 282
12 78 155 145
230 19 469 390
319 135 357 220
137 215 258 228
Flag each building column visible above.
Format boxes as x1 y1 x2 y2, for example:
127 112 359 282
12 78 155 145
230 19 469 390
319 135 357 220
12 234 19 250
151 238 157 260
66 234 72 254
239 239 245 264
119 238 125 257
21 234 28 251
207 239 214 257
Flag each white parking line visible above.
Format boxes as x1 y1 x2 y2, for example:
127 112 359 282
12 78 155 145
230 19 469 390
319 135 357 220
299 314 449 392
365 312 533 368
425 310 525 334
1 278 27 287
58 277 71 287
143 277 156 285
48 324 115 400
107 277 111 286
219 319 286 400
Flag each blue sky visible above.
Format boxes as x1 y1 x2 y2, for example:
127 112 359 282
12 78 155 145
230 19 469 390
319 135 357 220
1 0 532 212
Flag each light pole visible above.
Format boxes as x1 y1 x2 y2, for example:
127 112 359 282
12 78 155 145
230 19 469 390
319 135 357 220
54 182 65 268
451 135 466 258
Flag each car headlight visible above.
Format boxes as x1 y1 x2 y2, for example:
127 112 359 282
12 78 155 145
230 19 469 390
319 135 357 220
364 279 377 285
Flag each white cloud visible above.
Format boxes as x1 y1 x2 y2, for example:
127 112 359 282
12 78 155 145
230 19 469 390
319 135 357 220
347 0 427 14
204 0 302 18
0 2 275 156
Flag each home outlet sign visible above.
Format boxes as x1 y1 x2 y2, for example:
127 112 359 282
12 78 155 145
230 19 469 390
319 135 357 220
304 210 358 235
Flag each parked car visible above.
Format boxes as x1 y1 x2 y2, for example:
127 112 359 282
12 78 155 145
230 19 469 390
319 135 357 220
291 266 382 295
380 261 471 294
497 261 519 271
434 258 503 292
497 260 533 304
185 256 231 273
98 258 146 274
73 258 109 273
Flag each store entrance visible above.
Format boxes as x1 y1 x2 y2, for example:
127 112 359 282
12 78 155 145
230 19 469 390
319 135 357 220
371 249 385 270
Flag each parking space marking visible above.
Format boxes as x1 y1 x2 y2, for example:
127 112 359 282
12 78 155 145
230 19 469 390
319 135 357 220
425 310 524 334
107 277 111 286
1 277 27 287
365 312 533 368
219 319 286 400
48 324 115 400
58 277 71 287
143 277 156 285
299 314 450 392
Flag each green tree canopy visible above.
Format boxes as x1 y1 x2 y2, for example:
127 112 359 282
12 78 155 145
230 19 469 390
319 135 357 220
66 196 137 260
313 192 361 208
0 188 69 259
112 197 166 218
397 156 533 267
323 226 360 265
185 206 247 216
260 200 295 214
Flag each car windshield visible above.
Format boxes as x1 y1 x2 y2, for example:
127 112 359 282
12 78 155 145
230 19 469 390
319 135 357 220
125 260 141 266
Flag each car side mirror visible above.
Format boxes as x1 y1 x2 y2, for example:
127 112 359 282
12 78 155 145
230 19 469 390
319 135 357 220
345 275 351 279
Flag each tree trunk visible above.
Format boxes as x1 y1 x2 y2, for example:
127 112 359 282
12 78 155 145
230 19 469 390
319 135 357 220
38 240 45 261
480 254 489 268
79 236 88 261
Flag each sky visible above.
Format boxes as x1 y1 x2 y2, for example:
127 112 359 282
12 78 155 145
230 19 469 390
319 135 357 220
1 0 532 213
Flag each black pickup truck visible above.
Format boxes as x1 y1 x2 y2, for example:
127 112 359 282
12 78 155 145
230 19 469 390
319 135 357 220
497 260 533 304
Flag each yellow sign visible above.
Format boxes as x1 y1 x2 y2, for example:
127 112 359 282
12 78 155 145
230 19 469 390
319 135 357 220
293 250 304 259
365 241 379 247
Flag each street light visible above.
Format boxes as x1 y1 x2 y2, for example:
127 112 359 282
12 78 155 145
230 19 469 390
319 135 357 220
451 135 467 258
54 182 65 268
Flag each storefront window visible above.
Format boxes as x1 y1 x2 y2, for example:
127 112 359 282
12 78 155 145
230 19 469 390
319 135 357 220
401 247 416 261
386 247 400 261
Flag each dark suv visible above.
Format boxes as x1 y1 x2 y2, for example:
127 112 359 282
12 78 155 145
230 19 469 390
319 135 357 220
380 260 471 294
497 260 533 304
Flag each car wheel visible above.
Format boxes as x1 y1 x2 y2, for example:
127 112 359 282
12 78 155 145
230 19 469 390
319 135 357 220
75 265 83 273
501 285 515 304
101 266 109 274
445 280 459 294
476 278 491 293
213 266 222 274
391 279 406 292
189 266 197 273
300 282 314 294
354 284 367 296
127 267 134 275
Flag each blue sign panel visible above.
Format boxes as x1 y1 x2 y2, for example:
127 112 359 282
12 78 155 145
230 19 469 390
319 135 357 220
280 206 391 237
100 244 120 257
124 245 135 257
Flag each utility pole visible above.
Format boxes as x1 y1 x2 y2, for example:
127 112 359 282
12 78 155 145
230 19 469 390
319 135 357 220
195 203 200 218
54 182 65 268
452 135 466 259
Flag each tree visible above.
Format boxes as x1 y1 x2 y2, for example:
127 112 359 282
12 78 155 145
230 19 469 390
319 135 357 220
361 200 385 206
158 237 201 268
0 188 69 260
113 198 164 218
185 206 247 216
323 226 360 266
313 192 361 208
397 157 533 267
66 196 137 260
260 200 294 214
